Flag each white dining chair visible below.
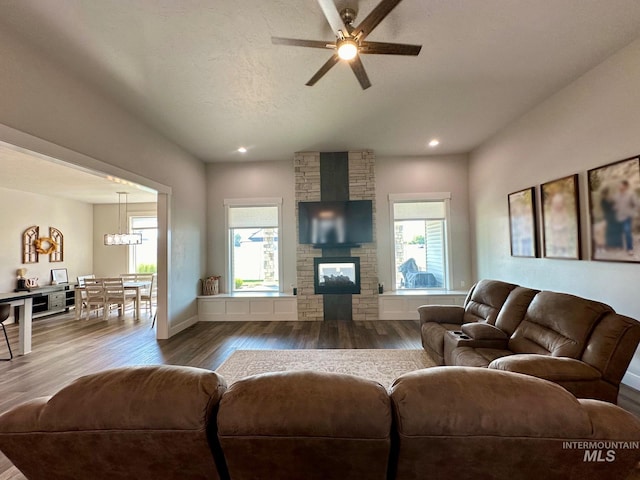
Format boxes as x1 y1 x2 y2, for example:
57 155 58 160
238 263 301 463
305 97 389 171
83 278 105 319
103 278 135 319
76 274 95 317
137 274 156 316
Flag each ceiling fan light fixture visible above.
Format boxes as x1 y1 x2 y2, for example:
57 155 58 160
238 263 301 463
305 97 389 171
337 38 358 60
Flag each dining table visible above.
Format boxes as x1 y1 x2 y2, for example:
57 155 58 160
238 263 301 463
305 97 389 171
0 290 39 355
74 280 151 320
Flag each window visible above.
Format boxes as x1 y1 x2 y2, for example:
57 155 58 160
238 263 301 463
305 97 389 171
226 200 282 292
128 216 157 273
390 194 450 290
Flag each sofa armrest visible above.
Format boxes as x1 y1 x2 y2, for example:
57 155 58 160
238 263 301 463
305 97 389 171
418 305 465 325
461 323 508 341
489 355 602 382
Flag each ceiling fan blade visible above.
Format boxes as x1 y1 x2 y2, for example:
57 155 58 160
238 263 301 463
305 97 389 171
306 54 340 86
271 37 334 49
360 41 421 55
349 56 372 90
353 0 403 40
317 0 347 35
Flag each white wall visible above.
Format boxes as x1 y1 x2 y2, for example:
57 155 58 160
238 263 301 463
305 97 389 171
0 186 93 293
376 155 472 291
469 38 640 388
0 26 206 336
206 160 296 293
93 202 157 277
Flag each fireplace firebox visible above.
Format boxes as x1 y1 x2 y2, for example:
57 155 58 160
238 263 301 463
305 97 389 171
314 257 360 294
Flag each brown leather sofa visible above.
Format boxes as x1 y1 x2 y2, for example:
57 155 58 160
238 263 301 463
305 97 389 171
1 365 639 479
419 279 640 403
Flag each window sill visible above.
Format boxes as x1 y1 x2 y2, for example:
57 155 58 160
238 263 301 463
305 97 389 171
380 289 468 296
197 292 294 299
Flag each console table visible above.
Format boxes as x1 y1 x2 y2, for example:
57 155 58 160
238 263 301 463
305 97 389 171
28 284 76 318
0 291 40 355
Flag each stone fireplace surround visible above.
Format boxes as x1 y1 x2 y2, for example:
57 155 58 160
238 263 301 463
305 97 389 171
295 151 378 321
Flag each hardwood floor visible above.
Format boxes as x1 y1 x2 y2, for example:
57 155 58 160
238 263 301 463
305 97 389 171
0 311 422 411
0 311 639 479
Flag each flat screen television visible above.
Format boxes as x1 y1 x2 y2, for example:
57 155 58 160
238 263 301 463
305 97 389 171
298 200 373 246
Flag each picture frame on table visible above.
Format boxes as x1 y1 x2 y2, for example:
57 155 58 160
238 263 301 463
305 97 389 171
588 156 640 263
51 268 69 284
541 174 581 260
508 187 539 258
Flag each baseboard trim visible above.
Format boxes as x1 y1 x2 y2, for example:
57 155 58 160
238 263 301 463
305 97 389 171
168 314 198 337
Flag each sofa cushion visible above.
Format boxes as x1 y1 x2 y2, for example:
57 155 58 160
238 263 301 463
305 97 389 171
509 291 612 358
389 368 639 480
0 366 227 480
582 312 640 384
462 279 517 324
390 367 591 437
218 371 391 480
494 286 539 336
489 354 602 381
448 346 512 367
461 322 508 340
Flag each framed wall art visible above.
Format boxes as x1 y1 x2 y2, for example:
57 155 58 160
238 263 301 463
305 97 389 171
508 187 539 258
541 174 581 260
588 156 640 263
51 268 69 284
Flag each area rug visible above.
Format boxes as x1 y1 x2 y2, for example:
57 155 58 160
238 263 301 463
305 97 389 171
215 349 436 388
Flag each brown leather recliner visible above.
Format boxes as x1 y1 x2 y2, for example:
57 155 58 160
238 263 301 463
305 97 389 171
427 281 640 403
217 370 392 480
419 279 518 364
389 367 640 480
0 366 227 480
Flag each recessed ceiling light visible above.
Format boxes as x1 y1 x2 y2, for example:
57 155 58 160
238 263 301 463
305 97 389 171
237 147 247 153
428 139 440 147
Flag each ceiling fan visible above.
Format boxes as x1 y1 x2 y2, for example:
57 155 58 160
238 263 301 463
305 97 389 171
272 0 421 90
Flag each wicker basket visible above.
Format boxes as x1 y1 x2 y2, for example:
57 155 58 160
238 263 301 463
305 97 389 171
201 276 220 296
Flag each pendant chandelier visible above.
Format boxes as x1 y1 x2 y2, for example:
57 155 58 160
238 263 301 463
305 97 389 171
104 192 142 246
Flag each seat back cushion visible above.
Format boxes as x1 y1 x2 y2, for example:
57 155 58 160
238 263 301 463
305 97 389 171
463 279 517 325
389 367 600 480
494 286 539 336
0 366 226 480
218 371 392 480
509 291 612 358
582 313 640 383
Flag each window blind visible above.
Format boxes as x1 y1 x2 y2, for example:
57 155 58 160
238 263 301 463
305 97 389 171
393 201 445 220
228 206 279 228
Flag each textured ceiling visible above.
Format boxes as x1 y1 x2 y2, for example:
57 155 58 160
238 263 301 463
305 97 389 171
1 1 640 163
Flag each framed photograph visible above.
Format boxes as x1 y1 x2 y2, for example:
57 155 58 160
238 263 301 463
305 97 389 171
508 187 539 258
51 268 69 284
541 174 581 259
588 156 640 263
